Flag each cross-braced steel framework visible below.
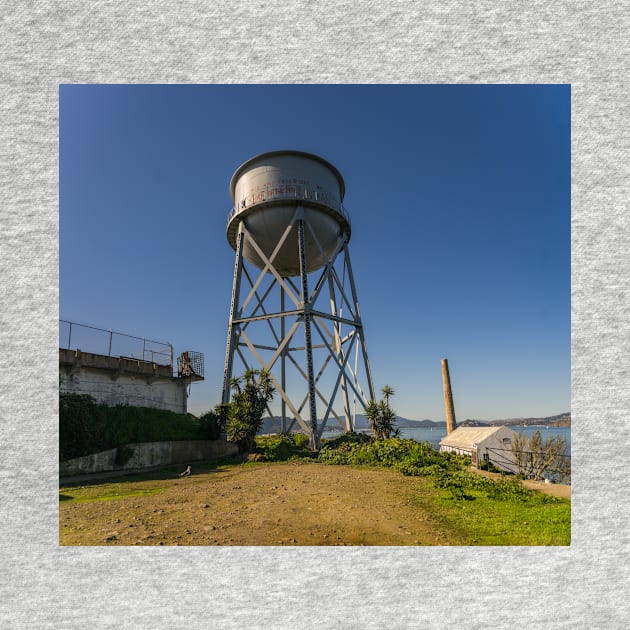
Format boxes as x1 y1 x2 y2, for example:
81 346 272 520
222 206 375 449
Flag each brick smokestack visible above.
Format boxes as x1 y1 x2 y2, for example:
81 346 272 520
441 358 457 434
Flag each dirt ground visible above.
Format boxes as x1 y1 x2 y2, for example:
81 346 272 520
60 462 453 546
60 461 571 546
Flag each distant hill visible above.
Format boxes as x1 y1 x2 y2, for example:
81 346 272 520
353 415 444 429
261 414 444 434
487 413 570 427
460 413 571 428
261 412 569 434
458 419 491 427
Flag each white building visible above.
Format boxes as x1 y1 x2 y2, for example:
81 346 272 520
439 425 520 473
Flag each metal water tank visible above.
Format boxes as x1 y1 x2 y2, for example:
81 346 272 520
226 150 351 277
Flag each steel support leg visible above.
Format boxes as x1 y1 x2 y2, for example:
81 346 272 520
343 241 376 402
297 218 319 450
222 224 244 404
280 285 287 434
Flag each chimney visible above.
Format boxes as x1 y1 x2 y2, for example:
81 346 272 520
441 358 457 434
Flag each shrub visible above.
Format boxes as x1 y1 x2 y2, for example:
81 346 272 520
255 434 313 462
318 442 359 465
101 405 201 446
432 470 482 501
318 432 370 465
256 435 293 461
198 404 229 440
59 393 204 461
293 433 310 448
320 432 372 449
351 438 409 467
318 437 449 471
430 469 545 504
478 459 503 473
59 393 109 461
397 459 447 477
484 476 536 503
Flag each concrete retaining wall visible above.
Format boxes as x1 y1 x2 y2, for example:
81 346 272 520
60 439 239 477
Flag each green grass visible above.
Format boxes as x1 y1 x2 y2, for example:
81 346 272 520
59 484 168 503
421 487 571 545
58 458 242 503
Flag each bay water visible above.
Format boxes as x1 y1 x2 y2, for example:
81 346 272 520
398 424 571 453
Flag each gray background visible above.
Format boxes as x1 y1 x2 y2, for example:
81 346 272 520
1 1 629 628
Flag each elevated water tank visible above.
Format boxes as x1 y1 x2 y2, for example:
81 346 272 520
226 150 351 277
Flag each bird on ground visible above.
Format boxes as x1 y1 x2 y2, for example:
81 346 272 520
179 465 191 477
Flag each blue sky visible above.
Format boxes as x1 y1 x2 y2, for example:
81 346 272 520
59 84 570 421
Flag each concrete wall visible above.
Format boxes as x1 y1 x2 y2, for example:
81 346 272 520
60 349 187 414
60 440 239 477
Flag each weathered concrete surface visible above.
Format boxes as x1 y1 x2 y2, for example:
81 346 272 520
59 348 187 413
59 348 172 377
60 440 239 478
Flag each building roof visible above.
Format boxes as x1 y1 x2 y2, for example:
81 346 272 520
439 425 516 449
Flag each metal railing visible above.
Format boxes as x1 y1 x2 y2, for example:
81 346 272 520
485 446 571 484
177 350 204 379
59 319 173 368
227 186 351 226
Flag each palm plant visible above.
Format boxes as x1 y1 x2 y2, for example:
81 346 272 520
381 385 395 405
366 386 398 440
229 376 242 394
225 369 275 453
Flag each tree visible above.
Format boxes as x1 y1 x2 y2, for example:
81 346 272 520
381 385 395 405
511 430 568 481
225 369 275 453
366 385 398 440
511 432 529 476
198 403 229 440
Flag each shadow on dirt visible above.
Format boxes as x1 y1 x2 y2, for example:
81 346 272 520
59 457 240 488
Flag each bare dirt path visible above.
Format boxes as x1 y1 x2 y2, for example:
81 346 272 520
60 462 453 546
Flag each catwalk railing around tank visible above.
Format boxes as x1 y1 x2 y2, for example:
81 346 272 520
227 185 351 226
60 319 174 368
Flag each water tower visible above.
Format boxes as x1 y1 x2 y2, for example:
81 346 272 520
222 150 375 449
